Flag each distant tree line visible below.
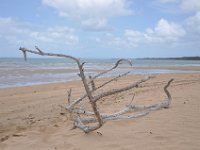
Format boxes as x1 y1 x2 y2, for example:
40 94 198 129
169 56 200 60
138 56 200 60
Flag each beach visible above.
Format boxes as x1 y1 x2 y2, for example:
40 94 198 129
1 0 200 149
0 69 200 150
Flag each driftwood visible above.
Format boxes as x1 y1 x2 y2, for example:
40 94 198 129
19 47 173 133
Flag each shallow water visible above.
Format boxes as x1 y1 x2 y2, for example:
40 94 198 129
0 58 199 88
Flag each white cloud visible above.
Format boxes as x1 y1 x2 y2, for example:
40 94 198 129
157 0 200 36
126 18 185 44
0 17 79 48
181 0 200 12
124 30 144 45
0 17 30 35
158 0 179 4
42 0 132 31
101 18 186 48
158 0 200 13
30 26 78 44
186 11 200 33
81 18 107 30
104 33 127 48
154 19 186 39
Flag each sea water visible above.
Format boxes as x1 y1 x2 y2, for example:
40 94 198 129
0 58 200 88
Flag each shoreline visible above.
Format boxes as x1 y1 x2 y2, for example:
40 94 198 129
1 72 200 149
1 65 200 89
134 65 200 71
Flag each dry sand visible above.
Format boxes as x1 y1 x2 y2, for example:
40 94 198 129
0 72 200 150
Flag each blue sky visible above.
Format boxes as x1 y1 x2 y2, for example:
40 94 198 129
0 0 200 58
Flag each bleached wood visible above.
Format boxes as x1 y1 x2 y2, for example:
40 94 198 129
93 76 151 102
95 71 130 91
88 59 132 84
19 47 173 133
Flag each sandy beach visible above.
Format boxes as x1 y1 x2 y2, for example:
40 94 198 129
0 71 200 150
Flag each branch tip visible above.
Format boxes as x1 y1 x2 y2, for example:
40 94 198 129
35 46 44 54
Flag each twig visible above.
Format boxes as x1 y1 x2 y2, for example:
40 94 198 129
95 71 130 91
93 76 151 102
67 88 72 104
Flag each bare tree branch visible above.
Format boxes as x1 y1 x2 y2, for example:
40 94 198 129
67 88 72 104
35 46 44 54
95 71 130 91
19 47 79 63
93 76 151 102
88 59 132 84
19 47 174 133
72 79 173 125
89 75 96 91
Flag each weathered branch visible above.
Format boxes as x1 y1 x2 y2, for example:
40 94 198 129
19 47 174 133
163 79 174 107
72 79 173 124
89 75 96 91
95 71 130 91
88 59 132 84
67 88 72 104
93 76 151 102
35 46 44 54
19 47 79 64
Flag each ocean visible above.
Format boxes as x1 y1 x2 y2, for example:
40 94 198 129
0 58 200 88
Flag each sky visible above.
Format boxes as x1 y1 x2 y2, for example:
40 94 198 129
0 0 200 58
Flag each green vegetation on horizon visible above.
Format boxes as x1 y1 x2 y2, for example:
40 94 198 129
137 56 200 60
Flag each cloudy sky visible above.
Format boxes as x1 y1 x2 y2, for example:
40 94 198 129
0 0 200 58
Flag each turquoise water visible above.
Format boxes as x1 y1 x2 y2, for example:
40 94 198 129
0 58 200 88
